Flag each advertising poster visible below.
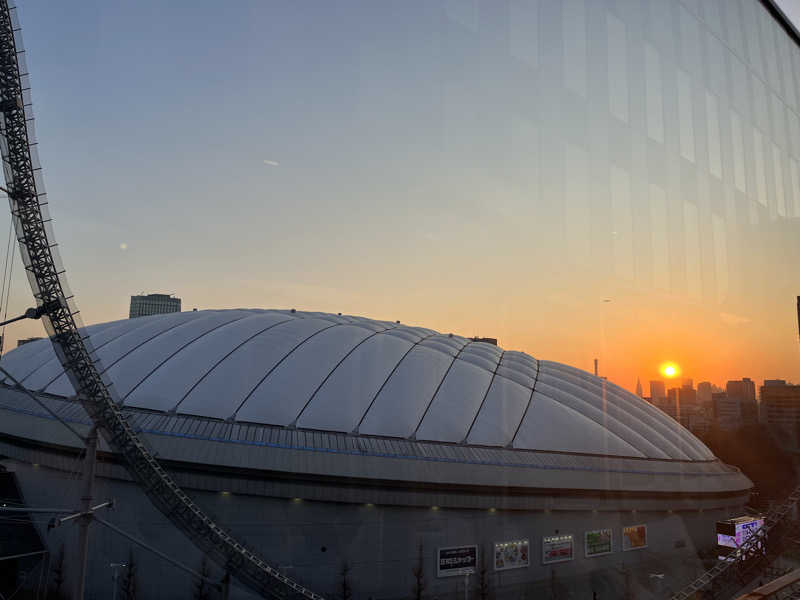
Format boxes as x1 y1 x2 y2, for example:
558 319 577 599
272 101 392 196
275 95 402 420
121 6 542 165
437 545 477 577
717 517 764 561
542 534 574 564
585 528 613 557
494 539 530 571
622 525 647 551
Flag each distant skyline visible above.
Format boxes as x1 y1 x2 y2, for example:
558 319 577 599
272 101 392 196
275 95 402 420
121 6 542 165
2 1 799 394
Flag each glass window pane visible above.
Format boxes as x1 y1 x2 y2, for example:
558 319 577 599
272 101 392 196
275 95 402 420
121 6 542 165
711 213 728 302
706 91 722 179
753 127 768 207
684 200 701 298
610 165 633 279
509 0 538 68
607 12 628 123
677 69 695 162
772 142 785 217
649 183 669 291
730 109 746 192
645 43 664 143
564 142 590 264
563 0 586 97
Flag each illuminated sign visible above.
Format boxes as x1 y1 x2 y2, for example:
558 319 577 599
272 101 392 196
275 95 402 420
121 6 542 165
716 516 764 561
437 545 477 577
622 525 647 551
542 534 574 564
494 539 529 571
585 528 613 557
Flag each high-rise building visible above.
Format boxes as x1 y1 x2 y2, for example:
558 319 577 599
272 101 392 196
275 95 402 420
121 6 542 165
635 378 643 397
697 382 713 408
679 384 697 408
726 378 757 426
649 380 666 402
712 392 742 431
761 381 800 428
129 294 181 319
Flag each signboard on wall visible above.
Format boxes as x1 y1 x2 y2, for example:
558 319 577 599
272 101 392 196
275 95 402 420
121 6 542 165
494 539 529 571
622 525 647 551
585 528 613 557
542 534 574 564
437 545 477 577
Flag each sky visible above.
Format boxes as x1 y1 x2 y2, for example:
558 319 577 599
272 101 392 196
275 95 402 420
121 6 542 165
3 1 800 394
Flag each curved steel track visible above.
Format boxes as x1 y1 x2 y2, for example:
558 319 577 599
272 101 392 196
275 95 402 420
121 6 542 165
0 3 322 598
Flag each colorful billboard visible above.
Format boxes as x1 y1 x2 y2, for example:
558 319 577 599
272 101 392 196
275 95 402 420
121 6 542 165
622 525 647 551
542 534 574 564
585 528 613 557
437 545 477 577
494 539 529 571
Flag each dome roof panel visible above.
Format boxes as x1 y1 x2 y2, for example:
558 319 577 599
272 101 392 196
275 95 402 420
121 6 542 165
124 313 293 412
177 316 332 420
384 329 424 343
359 346 452 438
512 391 645 457
458 352 498 373
111 311 252 403
298 333 413 433
533 377 672 459
495 365 535 389
0 308 718 462
236 324 377 426
466 376 530 446
415 359 493 443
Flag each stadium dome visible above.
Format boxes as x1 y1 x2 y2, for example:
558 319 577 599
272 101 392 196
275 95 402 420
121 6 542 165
1 308 712 461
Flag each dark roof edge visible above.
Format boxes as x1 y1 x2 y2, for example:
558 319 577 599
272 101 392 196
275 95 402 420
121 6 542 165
761 0 800 48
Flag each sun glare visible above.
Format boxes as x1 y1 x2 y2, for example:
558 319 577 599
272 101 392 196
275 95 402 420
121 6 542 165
660 363 680 378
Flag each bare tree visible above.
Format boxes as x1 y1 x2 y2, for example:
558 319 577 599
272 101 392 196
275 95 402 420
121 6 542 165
338 561 353 600
193 556 212 600
477 552 490 600
48 543 67 600
412 542 426 600
120 549 138 600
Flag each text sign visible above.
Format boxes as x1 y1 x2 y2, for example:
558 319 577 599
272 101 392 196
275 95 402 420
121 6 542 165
437 545 477 577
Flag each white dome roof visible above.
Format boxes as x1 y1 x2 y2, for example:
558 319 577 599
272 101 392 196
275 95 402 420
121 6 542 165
1 309 713 461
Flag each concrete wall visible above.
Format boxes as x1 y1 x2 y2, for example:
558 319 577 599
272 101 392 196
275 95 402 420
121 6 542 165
5 459 744 600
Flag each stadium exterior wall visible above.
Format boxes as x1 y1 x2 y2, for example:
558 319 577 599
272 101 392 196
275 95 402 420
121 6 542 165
0 394 749 599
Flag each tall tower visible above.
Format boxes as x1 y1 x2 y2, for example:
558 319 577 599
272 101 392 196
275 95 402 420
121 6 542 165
635 378 643 397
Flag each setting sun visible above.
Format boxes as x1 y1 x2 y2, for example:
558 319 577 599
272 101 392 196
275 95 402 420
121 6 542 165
660 363 681 378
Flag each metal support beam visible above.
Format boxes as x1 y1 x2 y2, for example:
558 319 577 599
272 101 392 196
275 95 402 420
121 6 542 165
74 427 97 600
0 365 85 444
0 550 47 562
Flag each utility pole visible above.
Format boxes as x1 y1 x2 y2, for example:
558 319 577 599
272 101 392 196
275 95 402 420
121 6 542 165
75 427 98 600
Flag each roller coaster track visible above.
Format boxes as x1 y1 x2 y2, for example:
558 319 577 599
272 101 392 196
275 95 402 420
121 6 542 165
0 3 323 599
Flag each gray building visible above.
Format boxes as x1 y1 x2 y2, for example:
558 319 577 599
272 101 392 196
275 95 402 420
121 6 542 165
727 378 758 426
129 293 181 319
713 392 743 431
650 380 666 402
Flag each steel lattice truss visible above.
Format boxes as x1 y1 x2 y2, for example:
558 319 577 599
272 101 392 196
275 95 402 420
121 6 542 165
0 3 322 598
